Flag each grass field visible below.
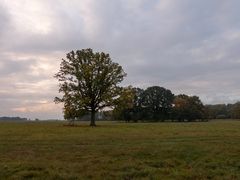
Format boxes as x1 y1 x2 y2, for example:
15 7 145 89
0 120 240 179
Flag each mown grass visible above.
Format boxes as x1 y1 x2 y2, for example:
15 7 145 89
0 120 240 179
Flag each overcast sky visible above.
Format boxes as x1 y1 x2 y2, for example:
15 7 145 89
0 0 240 119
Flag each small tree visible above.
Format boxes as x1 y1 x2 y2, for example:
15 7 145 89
54 48 126 126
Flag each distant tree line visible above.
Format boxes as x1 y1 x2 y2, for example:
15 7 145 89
113 86 206 122
0 117 27 121
112 86 240 122
205 103 240 119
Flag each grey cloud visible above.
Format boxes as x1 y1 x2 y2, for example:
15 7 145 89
0 54 59 119
0 59 34 75
0 4 10 43
1 0 240 119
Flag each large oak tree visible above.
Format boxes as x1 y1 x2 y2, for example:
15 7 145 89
55 48 126 126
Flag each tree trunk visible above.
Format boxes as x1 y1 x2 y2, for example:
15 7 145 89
90 110 96 126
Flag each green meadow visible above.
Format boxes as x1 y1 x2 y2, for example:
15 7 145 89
0 120 239 179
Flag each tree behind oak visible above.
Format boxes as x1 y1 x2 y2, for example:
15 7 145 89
173 94 205 121
54 48 126 126
141 86 174 121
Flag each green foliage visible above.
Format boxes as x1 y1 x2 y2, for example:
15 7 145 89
141 86 174 120
0 121 240 179
173 94 205 121
113 86 175 121
112 86 135 121
205 104 230 119
55 48 126 126
205 102 240 119
230 102 240 119
114 89 207 122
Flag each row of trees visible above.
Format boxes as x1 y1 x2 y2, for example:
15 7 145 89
113 86 206 122
205 103 240 119
55 49 240 126
113 87 240 122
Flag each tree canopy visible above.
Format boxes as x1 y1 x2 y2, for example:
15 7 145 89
142 86 174 120
113 86 175 121
172 94 205 121
55 48 126 126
